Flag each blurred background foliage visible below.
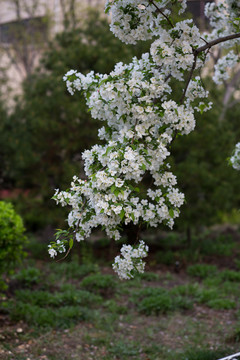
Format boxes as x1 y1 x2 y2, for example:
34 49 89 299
171 81 240 238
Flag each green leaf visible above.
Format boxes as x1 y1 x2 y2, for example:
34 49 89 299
69 237 73 249
114 189 120 196
104 146 112 157
199 103 206 115
120 209 125 221
105 4 111 13
169 208 174 218
111 185 116 193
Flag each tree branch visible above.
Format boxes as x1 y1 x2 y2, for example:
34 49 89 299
180 32 240 104
148 0 174 28
180 54 197 104
196 33 240 54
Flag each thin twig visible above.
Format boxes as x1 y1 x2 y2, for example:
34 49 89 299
56 246 72 262
180 54 197 104
148 0 174 28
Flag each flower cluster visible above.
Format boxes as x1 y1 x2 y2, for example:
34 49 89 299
113 240 149 279
151 20 203 81
105 0 187 45
49 0 240 279
212 51 239 85
230 143 240 170
204 0 240 47
203 0 240 83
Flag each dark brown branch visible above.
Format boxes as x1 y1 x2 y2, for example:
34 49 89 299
148 0 174 28
56 246 72 262
180 54 197 104
196 33 240 54
180 32 240 104
164 73 172 82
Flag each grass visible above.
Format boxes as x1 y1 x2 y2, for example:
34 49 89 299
49 260 100 280
13 266 41 285
6 302 92 328
14 288 102 306
186 264 218 279
1 229 240 359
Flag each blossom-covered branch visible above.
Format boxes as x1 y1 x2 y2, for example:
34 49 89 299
48 0 240 279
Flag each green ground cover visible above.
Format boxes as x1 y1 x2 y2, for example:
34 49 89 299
0 228 240 360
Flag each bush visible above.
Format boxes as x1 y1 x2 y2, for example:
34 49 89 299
103 300 128 314
131 287 167 303
14 288 102 307
50 261 99 280
138 292 194 315
138 294 173 315
13 267 41 286
7 301 91 328
187 264 218 279
170 283 201 298
137 272 159 281
206 298 236 310
0 201 27 288
81 274 116 295
155 250 176 265
197 288 220 304
180 348 233 360
220 270 240 282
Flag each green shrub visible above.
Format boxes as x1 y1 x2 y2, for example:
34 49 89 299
197 288 220 304
0 201 27 288
15 288 102 307
220 270 240 282
155 250 176 265
137 272 159 281
138 294 173 315
25 237 48 260
15 289 56 306
7 301 91 328
187 264 217 279
221 281 240 296
206 298 236 310
81 274 116 294
174 296 194 310
195 234 235 257
170 283 201 298
131 287 167 303
203 277 222 287
50 261 99 280
103 299 128 314
13 267 41 286
138 291 194 315
180 348 233 360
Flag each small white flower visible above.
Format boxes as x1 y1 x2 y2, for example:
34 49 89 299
48 248 57 258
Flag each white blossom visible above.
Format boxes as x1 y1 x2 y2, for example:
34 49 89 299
230 142 240 170
112 241 148 279
49 0 240 279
